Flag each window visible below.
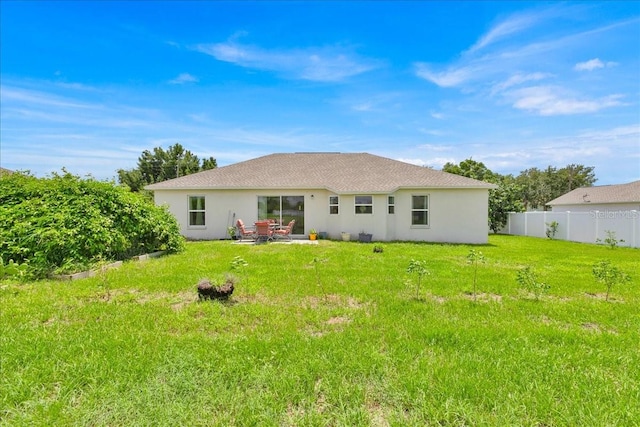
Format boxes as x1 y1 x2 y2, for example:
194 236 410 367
329 196 339 214
388 196 395 214
411 195 429 226
188 196 206 227
355 195 373 214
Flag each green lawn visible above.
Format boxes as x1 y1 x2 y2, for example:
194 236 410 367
1 235 638 426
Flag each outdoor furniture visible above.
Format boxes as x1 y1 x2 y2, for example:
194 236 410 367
273 219 295 241
255 220 274 243
236 219 257 241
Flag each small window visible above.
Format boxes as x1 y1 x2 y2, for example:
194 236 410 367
329 196 339 215
411 195 429 226
388 196 395 214
188 196 206 226
355 195 373 214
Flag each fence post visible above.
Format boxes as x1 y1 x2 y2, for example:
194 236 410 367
566 211 571 241
594 210 599 243
524 212 528 236
633 210 638 247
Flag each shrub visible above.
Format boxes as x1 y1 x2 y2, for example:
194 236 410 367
0 171 184 277
0 257 29 279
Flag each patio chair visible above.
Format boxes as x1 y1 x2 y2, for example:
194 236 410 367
236 219 257 241
255 220 273 243
273 219 295 241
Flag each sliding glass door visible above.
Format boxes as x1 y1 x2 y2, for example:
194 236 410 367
257 196 304 235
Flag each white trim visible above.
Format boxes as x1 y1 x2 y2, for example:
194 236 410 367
411 194 430 227
187 194 206 228
354 195 373 215
329 195 339 215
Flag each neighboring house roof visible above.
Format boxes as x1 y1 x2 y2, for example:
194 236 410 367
145 152 496 193
547 180 640 206
0 167 13 175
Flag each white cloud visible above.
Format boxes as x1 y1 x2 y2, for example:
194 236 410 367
415 63 476 87
574 58 618 71
418 143 452 151
352 102 373 112
575 58 604 71
196 40 379 82
576 124 640 142
509 86 624 115
491 72 552 94
467 11 541 54
396 157 428 167
169 73 199 84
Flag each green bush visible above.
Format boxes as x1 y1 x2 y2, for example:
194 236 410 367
0 171 184 277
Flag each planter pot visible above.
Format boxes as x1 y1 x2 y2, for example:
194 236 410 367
309 234 318 241
359 233 373 243
341 232 351 241
319 231 328 240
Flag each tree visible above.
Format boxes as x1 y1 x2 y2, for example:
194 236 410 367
443 158 498 183
201 156 218 171
443 159 524 233
516 164 596 210
118 143 217 192
488 177 524 233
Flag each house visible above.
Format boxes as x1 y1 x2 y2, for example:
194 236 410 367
547 180 640 212
145 153 496 244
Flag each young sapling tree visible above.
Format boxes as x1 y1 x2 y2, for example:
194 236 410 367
407 259 429 299
311 257 328 301
596 230 625 249
592 260 631 301
545 221 559 239
516 266 549 301
466 249 485 301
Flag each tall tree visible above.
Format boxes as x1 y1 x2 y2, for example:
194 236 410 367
442 158 499 183
118 143 217 192
443 159 524 233
516 164 596 210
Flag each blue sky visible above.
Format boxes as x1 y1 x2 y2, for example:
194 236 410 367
1 1 639 185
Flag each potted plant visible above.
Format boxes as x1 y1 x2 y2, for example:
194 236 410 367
359 231 373 243
341 232 351 241
309 228 318 240
227 226 237 240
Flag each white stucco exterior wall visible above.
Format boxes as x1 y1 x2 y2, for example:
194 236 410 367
153 187 490 244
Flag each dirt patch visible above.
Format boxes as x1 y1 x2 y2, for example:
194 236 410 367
462 292 502 302
539 315 553 325
367 400 389 427
584 292 624 303
326 316 351 325
581 322 618 335
303 294 369 311
582 322 601 332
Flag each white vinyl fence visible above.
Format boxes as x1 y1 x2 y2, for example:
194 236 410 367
504 210 640 248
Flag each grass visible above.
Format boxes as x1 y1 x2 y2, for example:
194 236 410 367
1 235 639 426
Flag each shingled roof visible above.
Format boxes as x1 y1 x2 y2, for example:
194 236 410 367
145 152 496 193
547 180 640 206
